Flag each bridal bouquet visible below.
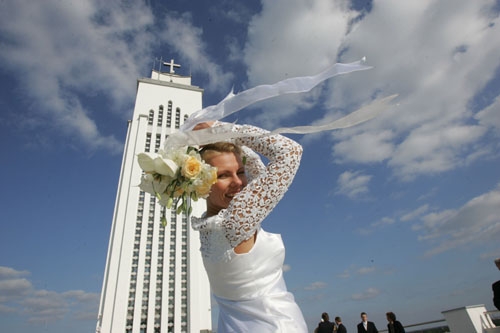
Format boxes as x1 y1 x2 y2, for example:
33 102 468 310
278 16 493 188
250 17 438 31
137 146 217 226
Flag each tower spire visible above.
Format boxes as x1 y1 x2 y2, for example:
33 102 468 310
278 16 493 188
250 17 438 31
163 59 181 74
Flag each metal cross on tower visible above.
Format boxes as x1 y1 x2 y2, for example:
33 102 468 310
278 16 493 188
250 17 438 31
163 59 181 73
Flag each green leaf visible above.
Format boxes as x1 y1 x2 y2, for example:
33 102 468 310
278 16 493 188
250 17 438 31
161 215 168 227
166 197 173 209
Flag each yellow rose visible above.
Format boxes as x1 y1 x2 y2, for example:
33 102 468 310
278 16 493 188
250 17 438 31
181 156 202 179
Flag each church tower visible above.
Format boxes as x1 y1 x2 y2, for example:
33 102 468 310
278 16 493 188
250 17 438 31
96 60 212 333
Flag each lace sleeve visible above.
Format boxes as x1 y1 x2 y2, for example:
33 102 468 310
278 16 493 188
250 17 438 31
220 124 302 248
240 145 265 182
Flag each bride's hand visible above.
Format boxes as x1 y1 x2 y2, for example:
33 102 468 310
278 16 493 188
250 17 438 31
193 121 215 131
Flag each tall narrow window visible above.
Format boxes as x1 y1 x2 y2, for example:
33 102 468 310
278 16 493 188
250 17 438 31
148 110 154 125
145 133 151 152
155 134 161 153
157 105 164 127
175 108 181 129
166 101 172 128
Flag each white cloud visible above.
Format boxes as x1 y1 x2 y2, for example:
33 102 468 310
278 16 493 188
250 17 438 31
351 287 380 300
0 266 30 279
0 266 98 324
21 290 68 324
321 0 499 179
333 130 396 164
400 204 430 222
209 1 255 26
338 265 377 278
0 0 160 153
245 0 355 86
371 217 395 228
0 278 32 302
282 264 292 272
63 290 99 303
418 187 438 201
370 206 432 230
338 270 351 279
336 170 372 199
356 227 374 236
0 1 244 153
357 266 376 275
304 281 328 291
241 0 500 179
241 0 358 126
413 184 500 256
161 13 233 92
0 304 15 314
389 124 487 180
475 95 500 134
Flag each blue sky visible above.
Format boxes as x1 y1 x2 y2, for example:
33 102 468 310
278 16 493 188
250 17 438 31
1 0 499 332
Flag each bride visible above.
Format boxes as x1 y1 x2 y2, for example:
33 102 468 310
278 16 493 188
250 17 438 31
191 121 308 332
139 59 393 332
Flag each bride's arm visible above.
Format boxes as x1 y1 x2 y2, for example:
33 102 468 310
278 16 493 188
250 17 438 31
220 124 302 248
240 145 265 182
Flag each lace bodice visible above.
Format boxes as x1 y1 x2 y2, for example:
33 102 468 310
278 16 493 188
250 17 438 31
191 124 302 262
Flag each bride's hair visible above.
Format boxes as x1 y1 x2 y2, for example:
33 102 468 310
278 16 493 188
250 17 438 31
200 142 242 162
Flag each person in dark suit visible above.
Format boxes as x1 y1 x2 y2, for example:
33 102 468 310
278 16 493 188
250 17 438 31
335 316 347 333
386 312 405 333
493 258 500 311
316 312 335 333
357 312 378 333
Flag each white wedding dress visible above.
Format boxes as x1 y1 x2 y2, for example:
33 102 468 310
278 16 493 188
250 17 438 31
192 124 307 333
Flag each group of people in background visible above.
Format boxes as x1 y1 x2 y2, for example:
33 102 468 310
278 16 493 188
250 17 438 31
315 311 405 333
316 256 499 333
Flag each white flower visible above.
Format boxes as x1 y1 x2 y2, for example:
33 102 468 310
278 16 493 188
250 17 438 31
137 152 178 177
139 173 169 195
137 146 218 224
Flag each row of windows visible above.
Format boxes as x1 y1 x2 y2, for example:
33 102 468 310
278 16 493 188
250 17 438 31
139 196 159 333
180 209 189 327
129 194 194 331
166 212 177 332
157 208 165 332
147 102 183 129
127 191 147 330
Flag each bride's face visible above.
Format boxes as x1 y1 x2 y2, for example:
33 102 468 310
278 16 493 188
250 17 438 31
206 152 247 214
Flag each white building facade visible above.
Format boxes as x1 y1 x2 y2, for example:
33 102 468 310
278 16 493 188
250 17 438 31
97 63 212 333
